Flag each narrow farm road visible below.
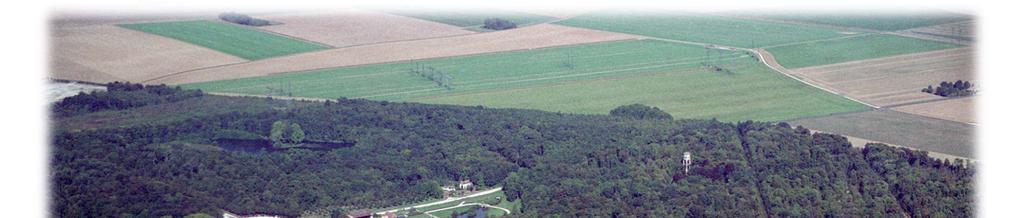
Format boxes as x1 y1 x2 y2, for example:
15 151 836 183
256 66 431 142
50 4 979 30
637 35 881 109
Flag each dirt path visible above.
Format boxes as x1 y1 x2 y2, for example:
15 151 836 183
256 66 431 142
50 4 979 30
752 48 881 108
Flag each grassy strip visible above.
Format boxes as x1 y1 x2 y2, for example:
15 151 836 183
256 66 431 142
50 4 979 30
185 39 866 122
554 11 844 48
387 10 556 29
765 34 959 69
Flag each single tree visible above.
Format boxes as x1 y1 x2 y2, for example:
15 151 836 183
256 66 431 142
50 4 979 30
290 123 305 143
270 120 287 143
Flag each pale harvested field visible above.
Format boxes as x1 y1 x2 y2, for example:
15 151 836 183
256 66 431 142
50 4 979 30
150 24 642 84
892 97 976 124
51 11 218 28
791 109 975 158
256 10 474 47
789 47 974 107
51 25 248 83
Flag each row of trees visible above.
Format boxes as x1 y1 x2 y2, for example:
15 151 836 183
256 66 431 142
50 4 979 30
52 93 975 217
922 80 975 97
482 18 517 30
609 103 673 120
53 82 202 117
218 12 272 26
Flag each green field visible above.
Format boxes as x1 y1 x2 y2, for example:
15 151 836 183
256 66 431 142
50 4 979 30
765 34 959 69
119 20 326 60
554 11 845 48
744 11 971 31
185 39 866 122
388 10 555 31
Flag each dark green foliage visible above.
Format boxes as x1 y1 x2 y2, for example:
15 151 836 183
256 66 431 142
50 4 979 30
483 18 517 30
53 82 202 117
51 98 973 217
219 12 272 26
922 80 975 97
609 103 673 120
863 143 974 217
737 122 903 217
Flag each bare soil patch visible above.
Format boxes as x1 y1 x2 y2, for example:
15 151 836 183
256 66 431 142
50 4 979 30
149 24 641 84
892 97 976 124
255 10 474 47
51 25 248 83
790 109 975 158
789 47 974 107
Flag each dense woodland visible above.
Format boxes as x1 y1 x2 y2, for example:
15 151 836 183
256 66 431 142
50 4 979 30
922 80 975 97
52 82 203 117
51 86 974 217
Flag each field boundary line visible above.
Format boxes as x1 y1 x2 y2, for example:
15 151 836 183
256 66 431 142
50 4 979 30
749 48 881 109
141 60 253 84
883 97 979 126
213 19 337 49
164 38 643 85
357 55 741 99
760 33 873 49
656 34 881 109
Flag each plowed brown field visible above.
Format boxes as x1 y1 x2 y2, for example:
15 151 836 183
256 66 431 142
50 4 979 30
51 25 248 83
893 97 976 124
789 47 974 107
149 24 641 84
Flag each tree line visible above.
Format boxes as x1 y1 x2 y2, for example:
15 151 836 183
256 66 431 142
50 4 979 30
922 80 975 97
52 82 202 117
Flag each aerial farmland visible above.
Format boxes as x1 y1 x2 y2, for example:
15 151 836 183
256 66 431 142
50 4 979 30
48 8 978 218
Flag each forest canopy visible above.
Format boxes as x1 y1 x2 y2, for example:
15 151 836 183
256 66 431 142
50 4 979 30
51 91 973 217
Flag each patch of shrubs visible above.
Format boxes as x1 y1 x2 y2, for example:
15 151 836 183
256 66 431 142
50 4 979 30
922 80 975 97
483 18 517 30
53 81 203 117
219 12 273 26
609 103 673 120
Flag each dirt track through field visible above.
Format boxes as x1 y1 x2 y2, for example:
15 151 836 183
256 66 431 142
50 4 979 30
51 25 248 83
147 24 642 84
256 10 475 47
